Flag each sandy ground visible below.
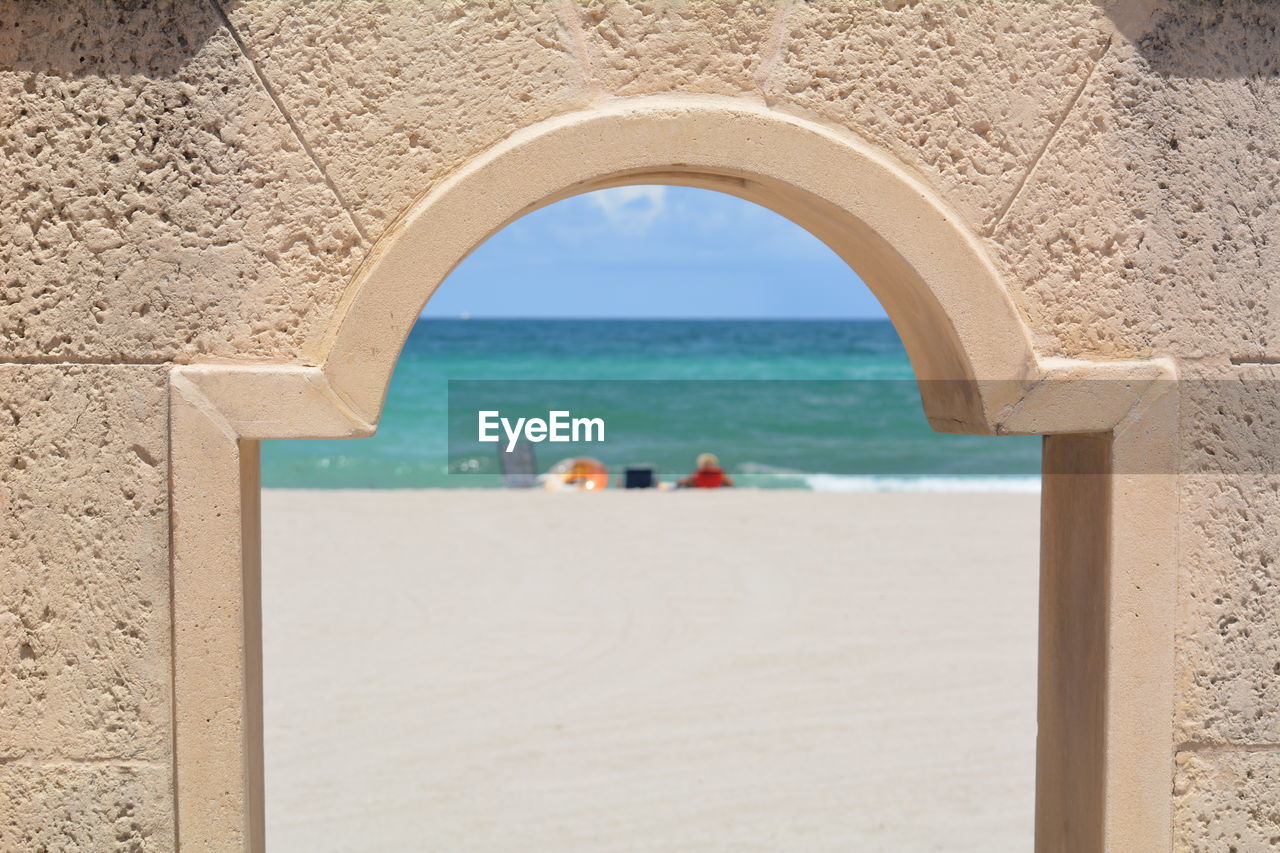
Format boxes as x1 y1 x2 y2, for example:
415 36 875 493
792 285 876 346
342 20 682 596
262 489 1041 852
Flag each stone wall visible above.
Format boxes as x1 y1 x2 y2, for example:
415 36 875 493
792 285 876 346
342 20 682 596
0 365 171 849
2 1 1277 849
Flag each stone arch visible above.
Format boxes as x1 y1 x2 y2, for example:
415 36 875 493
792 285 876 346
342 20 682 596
168 95 1179 853
310 96 1039 435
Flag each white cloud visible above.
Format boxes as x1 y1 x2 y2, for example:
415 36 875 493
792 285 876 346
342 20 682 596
522 185 834 265
587 186 667 234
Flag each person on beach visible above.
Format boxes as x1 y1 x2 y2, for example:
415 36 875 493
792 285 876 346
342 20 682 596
679 453 735 488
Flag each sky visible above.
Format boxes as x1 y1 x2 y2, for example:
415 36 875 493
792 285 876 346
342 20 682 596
422 185 888 319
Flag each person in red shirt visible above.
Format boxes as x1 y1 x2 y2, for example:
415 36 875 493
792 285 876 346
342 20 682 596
679 453 735 488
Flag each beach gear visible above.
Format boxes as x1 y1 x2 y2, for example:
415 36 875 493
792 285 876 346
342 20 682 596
539 457 610 491
624 467 656 489
498 440 537 488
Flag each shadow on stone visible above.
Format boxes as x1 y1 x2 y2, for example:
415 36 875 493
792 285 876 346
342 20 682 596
1107 0 1280 80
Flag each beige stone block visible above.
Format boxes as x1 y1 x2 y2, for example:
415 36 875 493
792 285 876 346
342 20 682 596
0 0 362 361
575 0 778 97
0 366 170 762
986 38 1158 359
225 0 591 234
1175 473 1280 746
767 0 1110 230
992 5 1280 360
1172 368 1280 746
1173 750 1280 852
0 762 172 852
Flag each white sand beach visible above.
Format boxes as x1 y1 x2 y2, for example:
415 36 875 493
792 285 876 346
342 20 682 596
263 489 1041 852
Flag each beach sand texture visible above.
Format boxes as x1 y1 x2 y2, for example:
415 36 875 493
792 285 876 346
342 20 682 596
263 489 1040 852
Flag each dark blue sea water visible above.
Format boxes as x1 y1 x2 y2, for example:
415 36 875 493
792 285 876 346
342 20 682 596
261 319 1041 490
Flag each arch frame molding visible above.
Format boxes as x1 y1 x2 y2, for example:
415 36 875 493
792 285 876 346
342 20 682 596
167 97 1179 853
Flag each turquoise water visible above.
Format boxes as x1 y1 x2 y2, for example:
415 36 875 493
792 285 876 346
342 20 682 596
262 319 1041 490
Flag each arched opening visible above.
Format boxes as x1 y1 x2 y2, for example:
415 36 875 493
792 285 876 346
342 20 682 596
168 97 1178 853
265 183 1042 491
261 183 1043 850
310 98 1044 437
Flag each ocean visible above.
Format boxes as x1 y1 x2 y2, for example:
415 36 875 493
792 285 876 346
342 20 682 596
261 319 1042 491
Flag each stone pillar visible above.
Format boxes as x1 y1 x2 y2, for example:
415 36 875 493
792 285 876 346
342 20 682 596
170 376 264 852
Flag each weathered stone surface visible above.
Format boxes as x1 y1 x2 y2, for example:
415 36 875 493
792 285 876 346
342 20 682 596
767 0 1110 231
1174 750 1280 852
576 0 778 97
0 366 169 762
1169 363 1280 750
225 0 590 235
0 762 172 852
1176 472 1280 746
992 4 1280 360
0 0 362 361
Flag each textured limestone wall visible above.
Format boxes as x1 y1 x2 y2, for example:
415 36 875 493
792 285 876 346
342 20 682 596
981 9 1280 844
222 0 591 236
978 8 1280 839
991 3 1280 361
773 2 1112 234
3 1 1279 849
0 0 362 362
0 366 171 849
1175 751 1280 852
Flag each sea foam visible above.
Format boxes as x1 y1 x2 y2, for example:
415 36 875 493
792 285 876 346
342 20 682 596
803 474 1042 494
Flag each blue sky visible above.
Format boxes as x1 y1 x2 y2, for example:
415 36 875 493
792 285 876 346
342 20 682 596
422 186 887 319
